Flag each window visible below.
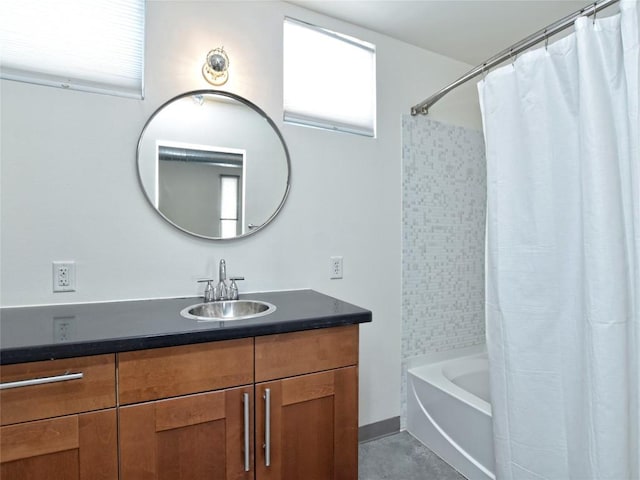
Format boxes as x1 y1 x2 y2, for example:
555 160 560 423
220 175 240 239
283 17 376 137
0 0 144 98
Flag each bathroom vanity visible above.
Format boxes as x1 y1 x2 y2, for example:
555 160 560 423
0 289 371 480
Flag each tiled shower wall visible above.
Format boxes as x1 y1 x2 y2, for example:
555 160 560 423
401 116 486 425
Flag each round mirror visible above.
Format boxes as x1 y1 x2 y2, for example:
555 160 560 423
137 90 291 240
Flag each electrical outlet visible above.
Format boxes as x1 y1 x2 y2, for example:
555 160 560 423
330 256 343 279
53 261 76 292
54 317 76 342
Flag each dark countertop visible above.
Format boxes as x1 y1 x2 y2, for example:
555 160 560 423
0 289 371 365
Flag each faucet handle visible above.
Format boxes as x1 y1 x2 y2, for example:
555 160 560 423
228 277 244 300
197 279 216 302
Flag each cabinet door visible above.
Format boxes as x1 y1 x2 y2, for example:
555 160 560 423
119 386 254 480
0 409 117 480
255 367 358 480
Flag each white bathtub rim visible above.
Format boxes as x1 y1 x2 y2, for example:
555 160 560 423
406 343 487 370
409 379 496 480
407 347 492 417
442 355 488 383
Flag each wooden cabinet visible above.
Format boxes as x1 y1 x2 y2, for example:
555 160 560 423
117 338 255 480
119 387 254 480
0 355 118 479
1 325 360 480
117 338 254 405
0 354 116 426
255 367 358 480
1 410 118 480
254 325 359 382
254 325 359 480
118 325 360 480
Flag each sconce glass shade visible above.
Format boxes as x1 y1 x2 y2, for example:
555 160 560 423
202 47 229 85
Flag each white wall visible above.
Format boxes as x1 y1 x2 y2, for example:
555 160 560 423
0 0 480 427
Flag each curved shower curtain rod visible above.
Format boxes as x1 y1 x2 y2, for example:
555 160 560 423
410 0 621 116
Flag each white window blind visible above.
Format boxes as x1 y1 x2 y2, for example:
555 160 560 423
0 0 144 98
283 17 376 137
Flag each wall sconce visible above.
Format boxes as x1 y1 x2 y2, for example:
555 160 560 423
202 47 230 86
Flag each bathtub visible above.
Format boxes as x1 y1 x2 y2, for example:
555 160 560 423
407 345 494 480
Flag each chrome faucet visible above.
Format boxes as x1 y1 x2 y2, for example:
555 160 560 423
198 259 244 302
215 259 228 301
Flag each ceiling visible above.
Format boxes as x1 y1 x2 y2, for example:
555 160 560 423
286 1 617 65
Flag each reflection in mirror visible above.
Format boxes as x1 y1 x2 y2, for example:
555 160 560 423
157 143 245 238
137 91 290 240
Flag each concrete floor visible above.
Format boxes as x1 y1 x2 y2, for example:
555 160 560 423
359 431 466 480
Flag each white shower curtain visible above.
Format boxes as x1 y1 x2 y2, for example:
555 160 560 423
478 1 639 479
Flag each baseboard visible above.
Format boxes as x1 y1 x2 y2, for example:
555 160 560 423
358 416 401 443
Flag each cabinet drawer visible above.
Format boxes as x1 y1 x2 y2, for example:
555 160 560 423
255 325 359 382
118 338 254 404
0 354 116 426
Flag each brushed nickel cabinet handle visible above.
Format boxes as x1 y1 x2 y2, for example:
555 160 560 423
263 388 271 467
243 392 250 472
0 371 83 390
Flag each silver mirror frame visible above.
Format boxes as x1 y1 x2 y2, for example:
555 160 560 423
136 90 291 240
